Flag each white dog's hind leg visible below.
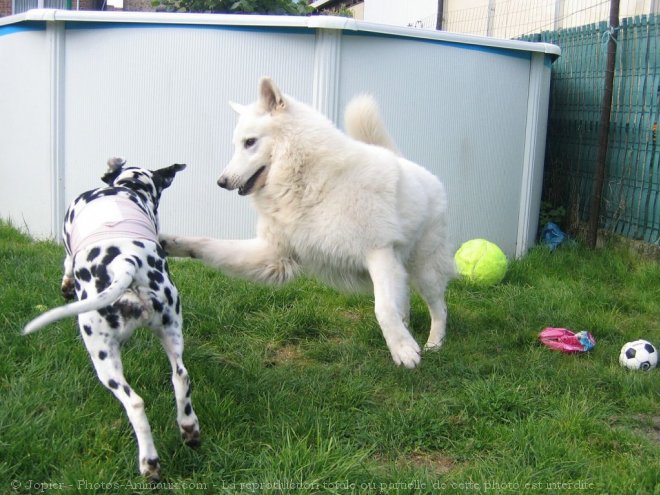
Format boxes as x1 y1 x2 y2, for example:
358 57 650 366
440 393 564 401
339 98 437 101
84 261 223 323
421 292 448 351
366 248 421 368
411 251 452 351
159 235 299 285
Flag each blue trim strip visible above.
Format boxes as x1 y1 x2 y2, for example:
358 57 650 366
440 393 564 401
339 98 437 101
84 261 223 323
343 30 532 61
0 21 46 37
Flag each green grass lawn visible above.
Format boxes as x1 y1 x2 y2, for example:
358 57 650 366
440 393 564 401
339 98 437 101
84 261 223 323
1 221 658 494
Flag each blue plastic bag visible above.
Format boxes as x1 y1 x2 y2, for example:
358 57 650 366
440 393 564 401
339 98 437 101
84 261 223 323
540 222 566 251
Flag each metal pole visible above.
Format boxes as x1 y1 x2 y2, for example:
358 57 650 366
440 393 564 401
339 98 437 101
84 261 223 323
436 0 444 30
587 0 620 248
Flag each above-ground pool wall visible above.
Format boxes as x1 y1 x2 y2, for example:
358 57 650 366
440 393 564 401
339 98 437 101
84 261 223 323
0 11 557 257
0 22 57 238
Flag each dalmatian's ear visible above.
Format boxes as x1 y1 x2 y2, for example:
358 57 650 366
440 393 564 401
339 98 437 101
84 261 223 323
107 157 127 170
101 157 127 185
153 163 187 192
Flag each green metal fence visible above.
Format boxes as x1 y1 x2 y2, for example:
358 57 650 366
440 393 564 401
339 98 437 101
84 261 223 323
524 15 660 244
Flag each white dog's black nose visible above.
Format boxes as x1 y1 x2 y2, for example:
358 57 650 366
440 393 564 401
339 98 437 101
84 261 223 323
217 176 228 189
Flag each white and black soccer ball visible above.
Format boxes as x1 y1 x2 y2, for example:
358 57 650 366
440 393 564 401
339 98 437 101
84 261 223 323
619 340 658 371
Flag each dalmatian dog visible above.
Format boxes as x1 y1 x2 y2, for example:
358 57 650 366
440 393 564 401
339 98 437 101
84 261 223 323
23 157 198 481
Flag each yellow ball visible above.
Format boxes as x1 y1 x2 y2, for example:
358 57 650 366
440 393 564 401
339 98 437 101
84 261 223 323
455 239 507 286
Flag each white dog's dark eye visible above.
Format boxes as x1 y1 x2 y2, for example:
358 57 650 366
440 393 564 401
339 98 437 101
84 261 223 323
244 138 257 149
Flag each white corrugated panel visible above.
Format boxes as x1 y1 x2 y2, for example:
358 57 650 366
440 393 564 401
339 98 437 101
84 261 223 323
0 24 54 237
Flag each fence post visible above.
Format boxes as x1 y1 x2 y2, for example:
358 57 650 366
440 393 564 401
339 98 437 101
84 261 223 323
587 0 620 248
436 0 444 30
486 0 495 36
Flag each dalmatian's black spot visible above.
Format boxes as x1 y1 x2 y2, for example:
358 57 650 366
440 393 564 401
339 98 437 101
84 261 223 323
133 240 145 248
116 300 144 320
99 351 108 360
87 247 101 262
101 189 119 198
175 296 181 315
83 324 93 336
148 270 164 291
147 256 156 268
93 264 111 293
81 290 88 300
98 305 118 316
147 458 160 467
102 246 121 265
184 403 192 416
132 255 143 268
77 268 92 282
151 298 163 313
123 385 131 396
162 314 171 326
108 379 119 389
128 195 141 207
176 366 183 376
164 287 174 306
186 385 192 398
104 312 120 329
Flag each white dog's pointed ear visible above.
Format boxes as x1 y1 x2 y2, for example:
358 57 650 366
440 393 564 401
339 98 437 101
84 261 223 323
229 101 247 115
258 77 286 113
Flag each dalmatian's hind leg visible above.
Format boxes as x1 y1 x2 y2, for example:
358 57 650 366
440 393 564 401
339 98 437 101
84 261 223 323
156 315 200 448
61 253 76 301
79 314 161 480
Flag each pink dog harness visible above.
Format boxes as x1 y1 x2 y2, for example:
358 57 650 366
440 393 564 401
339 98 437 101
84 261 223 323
68 195 158 255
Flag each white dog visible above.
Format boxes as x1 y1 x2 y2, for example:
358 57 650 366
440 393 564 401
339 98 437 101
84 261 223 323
161 78 454 368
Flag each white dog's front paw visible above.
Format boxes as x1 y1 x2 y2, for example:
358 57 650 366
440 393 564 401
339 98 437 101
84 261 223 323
388 336 421 368
159 234 189 257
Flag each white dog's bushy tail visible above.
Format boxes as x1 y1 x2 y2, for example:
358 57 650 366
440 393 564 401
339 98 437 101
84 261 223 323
344 95 401 156
23 261 136 335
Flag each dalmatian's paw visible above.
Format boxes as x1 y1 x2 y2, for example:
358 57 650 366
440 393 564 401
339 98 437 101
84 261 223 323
61 276 76 301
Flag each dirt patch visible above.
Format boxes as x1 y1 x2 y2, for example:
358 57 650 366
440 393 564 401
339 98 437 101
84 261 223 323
264 343 304 367
340 310 363 322
374 451 458 476
634 415 660 444
407 451 457 475
610 414 660 444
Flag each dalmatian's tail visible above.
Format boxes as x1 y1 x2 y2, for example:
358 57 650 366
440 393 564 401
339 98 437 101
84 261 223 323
22 261 137 335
